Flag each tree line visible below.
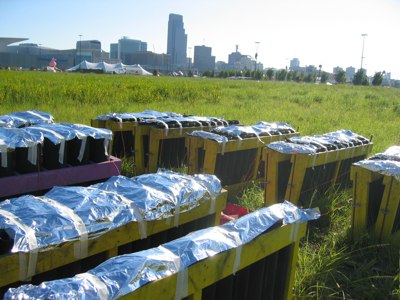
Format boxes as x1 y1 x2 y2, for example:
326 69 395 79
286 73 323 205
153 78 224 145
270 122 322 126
196 68 388 86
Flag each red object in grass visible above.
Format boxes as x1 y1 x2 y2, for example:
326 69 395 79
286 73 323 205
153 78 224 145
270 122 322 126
220 203 249 224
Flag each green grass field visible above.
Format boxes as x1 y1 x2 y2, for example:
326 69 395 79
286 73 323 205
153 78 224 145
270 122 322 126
1 70 399 298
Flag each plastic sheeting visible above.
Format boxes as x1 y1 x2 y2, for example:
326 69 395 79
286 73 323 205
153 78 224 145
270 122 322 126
95 110 182 122
4 201 320 300
0 170 222 253
267 129 371 154
189 122 295 141
188 131 229 144
0 111 54 128
354 145 400 181
59 124 112 141
139 116 229 130
0 128 43 149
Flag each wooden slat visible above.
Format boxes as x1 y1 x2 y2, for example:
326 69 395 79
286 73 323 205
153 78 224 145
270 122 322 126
120 222 307 300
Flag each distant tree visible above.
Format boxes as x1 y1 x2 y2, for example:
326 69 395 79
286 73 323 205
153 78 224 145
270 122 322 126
244 69 251 77
372 71 384 86
353 69 369 86
335 70 346 84
304 73 316 83
286 71 293 81
266 68 274 80
320 71 329 83
276 69 287 81
254 70 263 80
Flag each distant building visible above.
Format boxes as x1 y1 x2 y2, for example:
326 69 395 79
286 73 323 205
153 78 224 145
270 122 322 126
125 51 171 72
289 58 300 71
76 40 102 63
116 37 147 64
333 66 344 74
346 66 356 82
0 38 75 69
167 13 188 69
215 61 228 72
110 43 119 60
305 65 317 74
193 45 215 72
227 46 255 70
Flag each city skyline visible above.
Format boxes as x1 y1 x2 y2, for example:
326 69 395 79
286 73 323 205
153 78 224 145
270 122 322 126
1 0 400 78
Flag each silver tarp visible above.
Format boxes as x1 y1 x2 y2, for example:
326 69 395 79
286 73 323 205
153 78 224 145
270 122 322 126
0 128 43 167
0 170 222 253
188 131 229 143
212 125 257 139
212 123 296 140
92 171 220 221
0 110 54 128
267 129 370 154
4 201 320 300
354 145 400 181
59 123 112 141
0 128 43 149
95 110 182 122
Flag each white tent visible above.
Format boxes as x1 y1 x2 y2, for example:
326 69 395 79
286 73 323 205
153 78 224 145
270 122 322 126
67 60 152 75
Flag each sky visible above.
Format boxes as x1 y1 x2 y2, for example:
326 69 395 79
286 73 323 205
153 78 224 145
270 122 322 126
1 0 400 78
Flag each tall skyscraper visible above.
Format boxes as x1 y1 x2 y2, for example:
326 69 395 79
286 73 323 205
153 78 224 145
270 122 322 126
167 13 187 69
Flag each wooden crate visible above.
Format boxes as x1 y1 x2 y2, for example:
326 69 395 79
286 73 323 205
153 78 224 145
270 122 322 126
187 133 297 199
264 143 373 207
120 221 307 300
141 126 216 174
351 165 400 245
0 191 227 293
91 118 138 158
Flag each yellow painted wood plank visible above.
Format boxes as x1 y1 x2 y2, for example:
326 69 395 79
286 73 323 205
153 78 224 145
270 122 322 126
90 119 106 129
285 155 310 205
120 222 307 300
264 149 291 206
133 125 151 175
186 136 205 175
376 176 400 241
351 168 377 240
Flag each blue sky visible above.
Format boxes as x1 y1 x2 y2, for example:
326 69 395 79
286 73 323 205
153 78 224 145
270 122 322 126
1 0 400 78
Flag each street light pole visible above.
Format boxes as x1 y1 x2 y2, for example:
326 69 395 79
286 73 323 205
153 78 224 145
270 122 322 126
254 41 260 79
78 34 82 65
360 34 367 71
188 46 192 70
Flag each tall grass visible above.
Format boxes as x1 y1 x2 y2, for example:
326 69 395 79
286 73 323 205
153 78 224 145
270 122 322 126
1 71 399 152
1 70 400 298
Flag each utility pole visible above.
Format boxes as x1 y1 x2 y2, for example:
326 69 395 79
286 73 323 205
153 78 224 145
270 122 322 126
254 41 260 79
360 34 367 71
78 34 82 65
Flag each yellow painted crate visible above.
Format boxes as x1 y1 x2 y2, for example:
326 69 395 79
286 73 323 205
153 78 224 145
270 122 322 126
264 143 373 207
351 165 400 245
187 133 297 199
0 191 227 293
142 125 218 174
120 221 307 300
91 119 138 158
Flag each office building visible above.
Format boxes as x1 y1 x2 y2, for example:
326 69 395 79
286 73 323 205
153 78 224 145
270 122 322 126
346 66 356 82
114 37 147 64
76 40 102 63
167 13 187 69
193 45 215 72
289 58 300 71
